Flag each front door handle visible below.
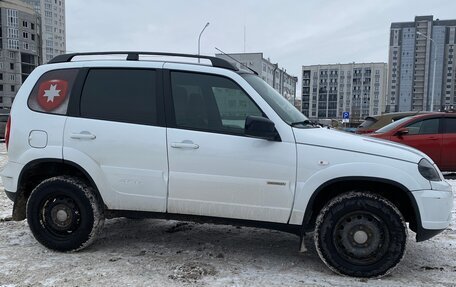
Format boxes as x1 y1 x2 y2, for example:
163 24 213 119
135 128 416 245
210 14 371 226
70 131 96 140
171 141 199 149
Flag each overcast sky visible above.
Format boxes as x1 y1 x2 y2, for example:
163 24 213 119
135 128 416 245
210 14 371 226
67 0 456 90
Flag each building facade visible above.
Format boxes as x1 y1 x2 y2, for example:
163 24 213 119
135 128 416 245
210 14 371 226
302 63 388 121
215 53 298 104
24 0 65 63
0 0 40 108
388 16 456 112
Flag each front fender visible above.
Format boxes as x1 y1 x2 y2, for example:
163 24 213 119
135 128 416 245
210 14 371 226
288 147 430 225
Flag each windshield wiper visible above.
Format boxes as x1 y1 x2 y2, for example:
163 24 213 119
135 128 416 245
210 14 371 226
290 120 318 128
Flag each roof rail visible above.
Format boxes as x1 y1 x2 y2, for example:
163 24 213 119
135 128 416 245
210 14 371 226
48 51 238 71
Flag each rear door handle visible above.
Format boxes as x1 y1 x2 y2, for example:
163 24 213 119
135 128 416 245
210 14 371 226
171 141 199 149
70 131 96 140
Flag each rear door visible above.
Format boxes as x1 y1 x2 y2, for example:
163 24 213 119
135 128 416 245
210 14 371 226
390 117 442 166
63 66 168 212
441 116 456 171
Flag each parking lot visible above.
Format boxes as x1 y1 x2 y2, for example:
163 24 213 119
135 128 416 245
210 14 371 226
0 144 455 287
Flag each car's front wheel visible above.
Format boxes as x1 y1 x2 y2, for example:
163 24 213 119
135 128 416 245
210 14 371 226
314 191 407 278
26 176 105 251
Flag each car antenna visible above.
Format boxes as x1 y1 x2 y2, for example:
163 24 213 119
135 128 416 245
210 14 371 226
215 47 258 75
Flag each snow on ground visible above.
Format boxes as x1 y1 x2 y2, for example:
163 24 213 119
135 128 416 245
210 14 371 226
0 144 455 286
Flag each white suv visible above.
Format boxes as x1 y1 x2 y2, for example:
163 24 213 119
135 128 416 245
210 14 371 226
1 52 453 278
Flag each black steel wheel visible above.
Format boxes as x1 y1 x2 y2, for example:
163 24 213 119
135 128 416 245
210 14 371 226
314 192 407 278
26 176 104 251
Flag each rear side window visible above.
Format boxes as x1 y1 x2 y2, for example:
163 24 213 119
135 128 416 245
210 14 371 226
80 69 157 125
443 117 456 133
28 69 79 115
406 118 440 135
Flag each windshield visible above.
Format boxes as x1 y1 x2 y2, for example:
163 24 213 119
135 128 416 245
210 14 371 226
241 74 310 126
375 116 412 133
358 117 377 128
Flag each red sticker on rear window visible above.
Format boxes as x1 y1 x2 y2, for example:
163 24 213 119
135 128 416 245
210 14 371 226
37 80 68 111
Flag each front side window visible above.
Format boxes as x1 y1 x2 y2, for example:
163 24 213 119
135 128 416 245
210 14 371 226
80 69 157 125
406 118 440 135
171 72 262 135
28 68 79 115
443 117 456 133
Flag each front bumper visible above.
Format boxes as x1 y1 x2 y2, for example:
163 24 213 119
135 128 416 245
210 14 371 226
412 184 453 241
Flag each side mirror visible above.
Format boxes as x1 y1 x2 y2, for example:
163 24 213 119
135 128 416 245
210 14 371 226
245 116 279 141
395 127 409 136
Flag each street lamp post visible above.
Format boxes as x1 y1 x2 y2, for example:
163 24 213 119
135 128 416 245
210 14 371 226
198 22 210 63
416 31 437 112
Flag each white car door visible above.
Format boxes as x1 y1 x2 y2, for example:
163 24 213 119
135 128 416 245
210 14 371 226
165 68 297 223
63 66 169 212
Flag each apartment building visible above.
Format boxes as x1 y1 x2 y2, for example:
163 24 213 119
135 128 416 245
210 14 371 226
302 63 388 121
388 16 456 112
215 52 298 103
24 0 65 63
0 0 40 108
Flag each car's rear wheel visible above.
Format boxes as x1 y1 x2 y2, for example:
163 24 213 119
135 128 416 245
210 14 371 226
314 192 407 278
26 176 104 251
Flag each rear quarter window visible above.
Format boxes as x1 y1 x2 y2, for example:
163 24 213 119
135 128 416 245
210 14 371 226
28 69 79 115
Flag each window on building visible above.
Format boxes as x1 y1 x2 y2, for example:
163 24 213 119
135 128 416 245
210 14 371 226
10 63 14 70
31 23 35 30
11 85 15 92
7 40 19 50
22 21 28 28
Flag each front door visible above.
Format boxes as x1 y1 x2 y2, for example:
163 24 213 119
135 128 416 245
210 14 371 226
391 117 442 166
441 116 456 171
166 70 296 223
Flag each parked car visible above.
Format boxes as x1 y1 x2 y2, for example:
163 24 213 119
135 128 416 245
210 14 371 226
369 112 456 172
0 109 10 139
356 111 426 134
1 52 453 278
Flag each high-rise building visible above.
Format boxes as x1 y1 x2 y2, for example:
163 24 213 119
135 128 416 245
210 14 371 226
302 63 388 121
24 0 65 63
0 0 40 108
388 16 456 112
215 53 298 104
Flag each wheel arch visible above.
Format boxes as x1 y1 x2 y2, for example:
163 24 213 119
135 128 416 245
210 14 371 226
13 158 104 221
301 176 421 234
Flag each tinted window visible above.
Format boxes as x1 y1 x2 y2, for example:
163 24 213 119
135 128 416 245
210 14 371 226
171 72 262 134
406 118 439 135
28 69 79 115
443 117 456 133
81 69 157 125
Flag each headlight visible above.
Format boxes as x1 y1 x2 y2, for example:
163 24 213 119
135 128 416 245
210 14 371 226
418 158 441 181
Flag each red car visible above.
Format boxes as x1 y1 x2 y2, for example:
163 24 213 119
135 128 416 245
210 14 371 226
369 112 456 172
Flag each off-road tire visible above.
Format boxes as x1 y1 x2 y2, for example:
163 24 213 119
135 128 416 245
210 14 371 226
26 176 105 251
314 191 407 278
